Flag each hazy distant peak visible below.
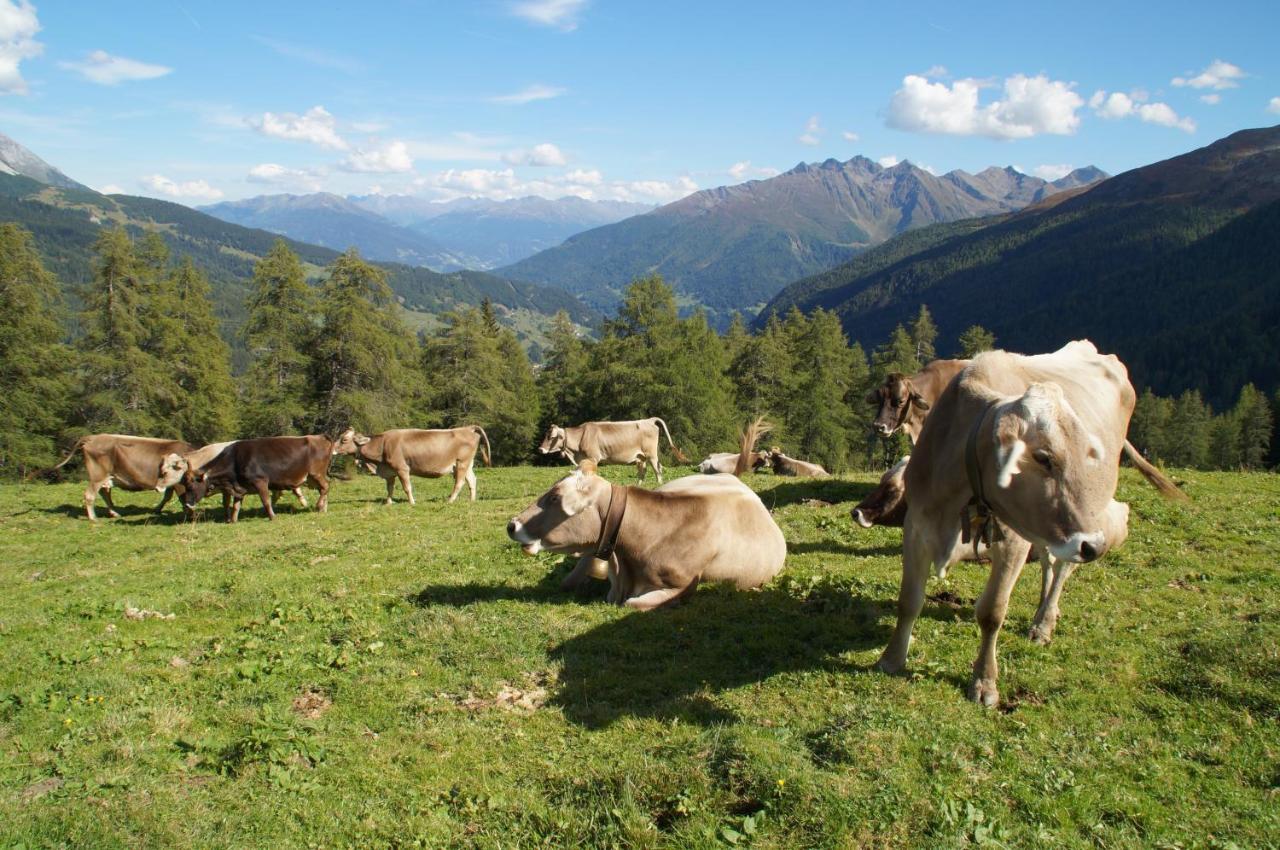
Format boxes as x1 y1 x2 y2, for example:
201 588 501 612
0 131 89 191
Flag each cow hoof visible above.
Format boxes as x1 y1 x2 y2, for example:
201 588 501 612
968 678 1000 707
1027 624 1054 645
384 498 393 505
108 510 121 519
874 654 906 675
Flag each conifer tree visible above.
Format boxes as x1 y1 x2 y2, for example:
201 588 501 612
728 312 794 427
909 304 937 363
163 258 238 442
309 248 419 435
1164 389 1211 468
722 311 750 363
241 240 316 436
537 310 588 428
870 324 921 381
0 224 72 474
1233 384 1273 469
1207 413 1240 470
956 325 996 358
785 308 857 471
1129 389 1173 463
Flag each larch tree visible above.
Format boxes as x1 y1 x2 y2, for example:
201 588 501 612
241 240 316 436
956 325 996 359
1233 384 1273 469
784 308 858 471
537 310 589 430
1164 389 1211 468
909 304 937 363
0 224 72 475
164 258 238 442
870 323 922 382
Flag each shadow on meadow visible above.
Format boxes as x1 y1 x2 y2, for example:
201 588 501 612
753 477 873 510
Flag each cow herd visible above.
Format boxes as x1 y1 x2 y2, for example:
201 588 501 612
52 339 1185 705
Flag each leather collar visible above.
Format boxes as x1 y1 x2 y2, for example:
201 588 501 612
961 407 1003 556
594 483 629 561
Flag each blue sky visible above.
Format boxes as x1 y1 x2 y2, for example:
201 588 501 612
2 0 1277 205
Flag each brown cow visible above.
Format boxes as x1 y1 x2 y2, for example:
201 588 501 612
696 451 766 474
876 341 1182 706
178 433 344 522
155 442 309 516
52 434 197 520
867 359 969 443
537 418 687 483
758 447 829 478
509 420 784 609
332 426 491 504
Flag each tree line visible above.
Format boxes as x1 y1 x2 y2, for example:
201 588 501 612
0 221 1274 477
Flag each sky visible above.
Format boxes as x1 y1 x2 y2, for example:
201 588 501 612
1 0 1277 206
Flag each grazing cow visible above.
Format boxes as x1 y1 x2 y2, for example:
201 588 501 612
852 454 1130 643
52 434 197 520
537 418 688 483
875 341 1183 705
178 433 344 522
696 451 765 474
332 426 491 504
759 447 829 478
867 359 970 443
509 420 784 609
155 442 309 516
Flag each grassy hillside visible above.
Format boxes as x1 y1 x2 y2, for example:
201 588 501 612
1 466 1276 847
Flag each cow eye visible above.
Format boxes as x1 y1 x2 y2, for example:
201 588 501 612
1033 450 1055 471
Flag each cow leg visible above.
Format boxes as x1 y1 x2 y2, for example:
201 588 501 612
155 487 173 514
251 480 276 521
651 456 663 485
222 491 232 521
969 535 1033 707
293 487 308 509
383 474 396 505
606 558 632 605
635 460 646 483
83 482 100 520
399 469 416 506
99 483 121 519
1029 554 1077 645
464 465 477 501
446 465 466 503
876 529 934 674
229 495 243 523
314 475 329 512
562 555 607 591
625 584 686 611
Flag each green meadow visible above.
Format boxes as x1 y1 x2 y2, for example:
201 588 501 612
0 465 1277 849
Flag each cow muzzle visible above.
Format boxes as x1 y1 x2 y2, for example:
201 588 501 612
506 518 542 555
1048 531 1107 564
852 508 874 528
873 422 894 437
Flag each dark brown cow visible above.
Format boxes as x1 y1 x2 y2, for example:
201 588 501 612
851 456 911 528
332 426 491 504
178 433 343 522
52 434 197 520
867 359 970 443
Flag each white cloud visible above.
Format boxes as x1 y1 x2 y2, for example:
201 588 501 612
727 161 779 181
922 65 948 79
877 155 900 168
99 183 124 194
415 167 694 203
252 35 363 74
1199 93 1221 105
403 135 505 162
59 49 172 85
1090 90 1195 132
0 0 41 95
351 120 389 133
798 114 822 146
340 140 414 173
503 142 567 166
1172 59 1245 90
887 73 1083 139
250 105 347 150
563 167 602 185
1268 97 1280 115
489 83 566 105
140 174 223 201
247 162 324 191
511 0 587 30
1032 163 1073 181
841 130 860 142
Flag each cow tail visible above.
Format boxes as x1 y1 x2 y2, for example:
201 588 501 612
474 426 492 467
654 418 688 463
1122 439 1188 501
735 417 771 477
50 436 88 471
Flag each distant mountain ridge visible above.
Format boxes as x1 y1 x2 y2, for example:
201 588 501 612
0 131 88 191
498 157 1107 325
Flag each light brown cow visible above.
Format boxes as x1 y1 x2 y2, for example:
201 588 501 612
867 359 969 443
876 341 1182 706
52 434 196 520
332 426 491 504
509 420 784 609
758 447 829 478
696 451 766 474
537 418 687 483
156 442 309 515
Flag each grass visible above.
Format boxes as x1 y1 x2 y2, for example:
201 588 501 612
0 464 1277 849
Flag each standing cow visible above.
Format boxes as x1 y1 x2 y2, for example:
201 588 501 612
875 341 1182 706
52 434 197 520
178 433 345 522
867 360 970 443
155 442 309 517
537 418 687 483
332 426 491 504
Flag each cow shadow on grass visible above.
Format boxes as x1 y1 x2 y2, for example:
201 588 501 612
38 502 197 526
753 478 873 510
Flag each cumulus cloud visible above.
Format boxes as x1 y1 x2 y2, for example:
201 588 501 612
887 73 1083 139
1173 59 1245 90
1200 94 1221 105
922 65 948 79
841 130 860 142
563 168 602 185
0 0 42 95
416 167 694 204
59 49 172 85
489 83 566 105
511 0 587 30
99 183 125 194
140 174 223 201
877 155 900 168
250 106 347 150
1089 90 1196 132
727 161 779 181
1032 163 1073 181
798 114 822 146
1268 97 1280 115
503 142 567 166
247 162 324 190
340 140 414 173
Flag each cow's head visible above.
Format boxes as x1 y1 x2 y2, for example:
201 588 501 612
155 452 189 493
178 470 212 510
507 461 609 555
988 383 1117 563
537 425 566 456
331 427 360 455
866 373 930 437
852 455 910 528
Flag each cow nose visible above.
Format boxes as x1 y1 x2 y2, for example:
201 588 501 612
1079 539 1099 562
506 519 520 540
873 423 889 436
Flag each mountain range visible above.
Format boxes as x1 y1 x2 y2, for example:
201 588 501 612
761 125 1280 409
497 158 1107 324
0 131 88 191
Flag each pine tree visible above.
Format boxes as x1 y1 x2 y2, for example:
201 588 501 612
1233 384 1273 469
728 312 794 427
722 311 750 363
537 310 588 428
909 304 937 363
309 248 420 435
785 309 857 471
870 324 921 381
1129 389 1173 463
1207 414 1240 470
241 240 316 436
956 325 996 358
164 258 238 442
1164 389 1211 468
0 224 72 475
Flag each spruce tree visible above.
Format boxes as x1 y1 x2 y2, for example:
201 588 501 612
1207 414 1240 470
956 325 996 358
785 309 857 471
1129 389 1173 463
537 310 588 428
1164 389 1211 468
909 304 937 363
164 258 238 442
870 324 922 381
1233 384 1273 469
241 240 316 436
0 224 72 475
728 312 794 428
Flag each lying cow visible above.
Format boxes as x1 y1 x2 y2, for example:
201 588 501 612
156 442 309 517
852 454 1129 644
875 341 1183 706
509 420 785 609
867 359 969 442
758 447 829 478
696 451 765 474
332 426 491 504
52 434 197 520
538 418 688 483
178 432 345 522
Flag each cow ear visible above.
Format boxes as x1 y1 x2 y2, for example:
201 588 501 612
909 392 931 411
196 471 208 483
354 434 371 446
994 411 1027 488
578 459 597 476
